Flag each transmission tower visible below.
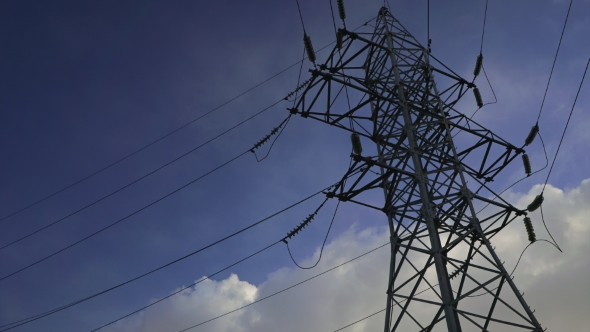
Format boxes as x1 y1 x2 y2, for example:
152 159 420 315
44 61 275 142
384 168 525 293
290 6 543 332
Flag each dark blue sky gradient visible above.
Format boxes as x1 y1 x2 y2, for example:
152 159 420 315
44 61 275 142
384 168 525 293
0 0 588 331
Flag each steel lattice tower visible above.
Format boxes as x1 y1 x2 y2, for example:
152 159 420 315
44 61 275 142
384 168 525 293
290 7 543 332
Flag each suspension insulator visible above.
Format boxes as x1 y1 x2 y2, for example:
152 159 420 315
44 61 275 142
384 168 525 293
351 132 362 155
523 217 536 243
525 124 539 146
473 54 483 77
337 0 346 21
473 87 483 108
304 33 316 63
336 29 344 49
522 154 532 176
527 194 544 212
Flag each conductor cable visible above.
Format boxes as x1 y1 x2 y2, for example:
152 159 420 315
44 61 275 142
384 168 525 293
0 99 283 251
176 241 391 332
0 16 372 225
0 186 332 330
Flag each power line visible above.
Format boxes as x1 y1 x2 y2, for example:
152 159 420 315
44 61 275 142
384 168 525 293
0 149 246 281
469 64 498 119
176 242 391 332
286 200 340 269
1 111 307 281
479 0 489 54
333 238 559 330
285 155 352 270
0 99 283 251
472 57 588 257
427 0 430 50
252 115 293 162
0 28 346 226
294 0 306 32
0 187 331 330
542 57 588 192
536 0 574 123
333 285 436 331
475 130 549 214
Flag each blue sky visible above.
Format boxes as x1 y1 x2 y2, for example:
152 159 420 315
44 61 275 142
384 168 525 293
0 0 588 331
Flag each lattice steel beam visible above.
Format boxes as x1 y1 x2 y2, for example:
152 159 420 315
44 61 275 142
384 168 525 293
291 6 542 332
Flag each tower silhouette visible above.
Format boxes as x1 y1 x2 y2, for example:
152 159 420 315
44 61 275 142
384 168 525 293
291 7 543 331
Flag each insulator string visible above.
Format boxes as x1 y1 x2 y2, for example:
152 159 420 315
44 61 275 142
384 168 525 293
286 200 341 269
251 115 293 162
0 183 339 330
469 64 498 119
475 130 549 215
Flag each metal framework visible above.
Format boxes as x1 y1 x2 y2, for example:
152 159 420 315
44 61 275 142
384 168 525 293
290 7 543 332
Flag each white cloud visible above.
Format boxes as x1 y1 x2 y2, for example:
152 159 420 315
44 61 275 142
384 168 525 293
106 179 590 332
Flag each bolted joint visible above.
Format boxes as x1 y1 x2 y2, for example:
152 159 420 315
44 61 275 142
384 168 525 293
460 186 473 199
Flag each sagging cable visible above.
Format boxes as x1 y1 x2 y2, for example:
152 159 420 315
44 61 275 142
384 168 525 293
285 200 341 270
283 197 329 241
522 153 532 176
525 124 539 146
523 217 536 243
527 194 544 212
250 116 292 162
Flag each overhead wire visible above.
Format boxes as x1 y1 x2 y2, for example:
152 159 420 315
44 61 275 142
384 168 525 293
469 61 587 290
2 14 381 325
0 18 354 225
330 239 561 327
0 185 332 330
3 12 379 329
176 241 391 332
328 0 355 131
480 0 489 54
464 238 561 298
0 63 295 225
285 150 353 270
526 57 588 253
468 0 496 119
333 285 436 331
286 200 340 269
0 99 283 251
469 64 498 119
427 0 430 51
0 103 309 281
88 241 283 332
536 0 573 124
474 2 580 218
475 131 549 214
541 57 588 193
294 0 306 31
92 198 336 330
252 116 292 162
0 150 248 281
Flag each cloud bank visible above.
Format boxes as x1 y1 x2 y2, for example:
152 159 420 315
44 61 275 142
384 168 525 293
105 179 590 332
